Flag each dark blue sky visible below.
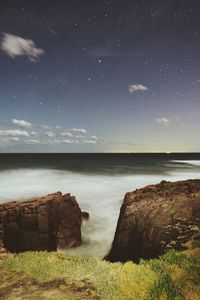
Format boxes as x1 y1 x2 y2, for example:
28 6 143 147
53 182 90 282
0 0 200 152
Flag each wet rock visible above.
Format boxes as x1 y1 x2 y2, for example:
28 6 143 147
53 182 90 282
81 211 90 220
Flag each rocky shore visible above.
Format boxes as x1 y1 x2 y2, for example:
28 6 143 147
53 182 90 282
0 179 200 264
106 179 200 262
0 179 199 299
0 192 82 253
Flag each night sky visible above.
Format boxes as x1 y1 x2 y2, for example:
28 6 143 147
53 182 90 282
0 0 200 152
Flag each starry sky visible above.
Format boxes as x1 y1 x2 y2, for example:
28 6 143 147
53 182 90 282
0 0 200 152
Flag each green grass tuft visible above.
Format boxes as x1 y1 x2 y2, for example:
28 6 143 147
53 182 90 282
0 248 199 299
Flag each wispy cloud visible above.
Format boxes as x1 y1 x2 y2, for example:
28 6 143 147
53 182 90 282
1 33 45 62
45 131 55 137
62 139 73 144
31 131 38 136
0 119 99 148
54 139 73 144
74 135 84 139
12 118 32 128
0 137 19 146
60 132 73 137
83 140 97 144
24 139 40 144
90 136 98 140
40 125 51 130
103 139 140 146
72 128 86 133
0 130 30 137
155 117 170 126
129 84 148 93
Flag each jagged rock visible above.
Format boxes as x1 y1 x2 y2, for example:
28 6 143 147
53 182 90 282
81 211 89 220
0 192 82 253
106 179 200 263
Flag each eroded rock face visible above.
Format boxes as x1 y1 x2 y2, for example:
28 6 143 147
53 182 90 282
106 179 200 263
0 192 82 253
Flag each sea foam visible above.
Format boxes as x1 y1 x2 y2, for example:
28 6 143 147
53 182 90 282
0 167 199 257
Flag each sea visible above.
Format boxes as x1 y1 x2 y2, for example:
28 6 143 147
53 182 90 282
0 153 200 258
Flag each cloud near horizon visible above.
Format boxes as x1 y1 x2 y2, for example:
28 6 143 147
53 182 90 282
1 33 45 62
24 139 40 145
0 119 97 148
83 139 97 144
0 129 30 137
12 118 32 128
0 118 139 149
60 132 73 137
45 131 55 137
71 128 86 133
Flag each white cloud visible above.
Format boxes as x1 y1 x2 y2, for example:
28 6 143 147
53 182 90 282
129 84 148 93
90 135 98 140
1 33 45 61
83 140 97 144
74 135 84 139
45 131 55 137
0 121 100 148
72 128 86 133
12 118 32 128
24 139 40 144
11 137 19 141
0 130 29 137
62 139 73 144
31 131 38 136
0 137 19 146
53 139 61 144
60 132 73 137
155 117 170 126
53 139 73 144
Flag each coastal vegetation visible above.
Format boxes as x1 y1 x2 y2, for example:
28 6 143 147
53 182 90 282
0 245 199 299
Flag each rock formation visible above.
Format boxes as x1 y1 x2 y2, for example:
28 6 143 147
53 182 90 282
0 192 82 253
81 211 90 220
106 179 200 263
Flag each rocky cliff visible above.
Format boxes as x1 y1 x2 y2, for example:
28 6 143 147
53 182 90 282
106 179 200 263
0 192 82 253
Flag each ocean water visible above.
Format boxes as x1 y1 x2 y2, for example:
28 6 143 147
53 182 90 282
0 153 200 258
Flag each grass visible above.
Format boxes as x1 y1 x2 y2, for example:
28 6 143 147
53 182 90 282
0 247 199 300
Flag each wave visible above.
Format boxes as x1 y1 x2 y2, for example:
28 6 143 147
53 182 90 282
0 167 199 258
171 160 200 167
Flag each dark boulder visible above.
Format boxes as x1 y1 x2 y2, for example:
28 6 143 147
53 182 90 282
0 192 82 253
106 179 200 263
81 211 90 220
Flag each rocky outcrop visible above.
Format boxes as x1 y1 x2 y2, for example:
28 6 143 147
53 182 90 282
81 211 90 220
0 192 82 253
106 179 200 263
